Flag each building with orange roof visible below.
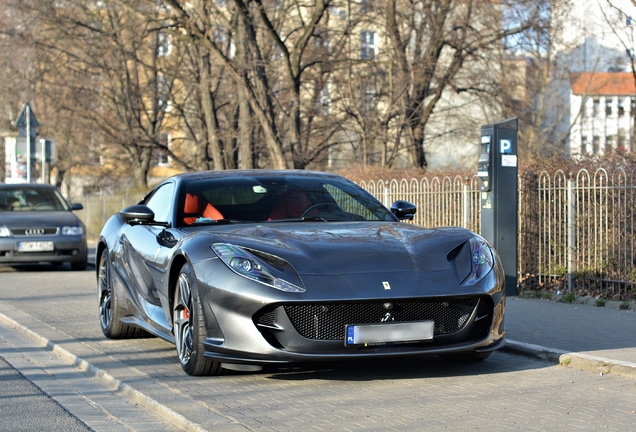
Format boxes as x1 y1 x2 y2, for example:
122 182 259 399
568 72 635 155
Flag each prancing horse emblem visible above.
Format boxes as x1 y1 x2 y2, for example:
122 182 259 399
382 281 391 290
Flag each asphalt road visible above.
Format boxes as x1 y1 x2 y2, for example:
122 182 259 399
0 356 90 432
1 264 635 431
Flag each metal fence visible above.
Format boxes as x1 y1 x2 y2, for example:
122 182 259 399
72 193 145 242
73 168 636 299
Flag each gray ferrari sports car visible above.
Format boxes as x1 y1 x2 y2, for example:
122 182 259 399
97 170 505 376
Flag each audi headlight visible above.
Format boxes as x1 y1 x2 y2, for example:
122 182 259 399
61 226 84 236
0 226 10 237
212 243 305 293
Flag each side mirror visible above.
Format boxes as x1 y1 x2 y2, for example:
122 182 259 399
120 205 155 225
120 205 170 227
391 200 416 221
71 203 84 211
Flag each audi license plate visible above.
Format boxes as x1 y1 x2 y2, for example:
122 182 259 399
17 241 54 252
345 321 434 346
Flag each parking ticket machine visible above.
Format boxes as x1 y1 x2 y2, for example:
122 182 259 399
479 118 518 296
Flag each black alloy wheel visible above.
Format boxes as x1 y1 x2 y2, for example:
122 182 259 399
173 263 222 376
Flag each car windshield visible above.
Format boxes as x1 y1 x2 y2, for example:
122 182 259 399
178 175 395 226
0 187 69 212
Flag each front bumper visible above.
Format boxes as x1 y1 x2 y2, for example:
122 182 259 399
191 254 506 366
0 236 87 265
201 293 506 365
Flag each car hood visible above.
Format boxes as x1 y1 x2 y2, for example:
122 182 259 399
0 211 81 227
210 222 474 276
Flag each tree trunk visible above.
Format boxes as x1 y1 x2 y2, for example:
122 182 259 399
200 53 225 171
411 124 428 168
238 87 253 169
130 146 152 189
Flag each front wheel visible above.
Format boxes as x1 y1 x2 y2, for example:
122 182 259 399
173 263 223 376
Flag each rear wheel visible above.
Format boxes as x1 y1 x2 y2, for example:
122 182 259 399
98 249 145 339
173 263 223 376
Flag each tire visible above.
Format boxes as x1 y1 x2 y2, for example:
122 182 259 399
173 263 223 376
71 259 88 271
439 351 492 363
98 249 145 339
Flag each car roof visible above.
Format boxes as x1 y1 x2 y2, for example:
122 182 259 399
169 170 345 183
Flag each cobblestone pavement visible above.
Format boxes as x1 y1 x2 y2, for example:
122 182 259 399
1 266 636 431
0 356 91 432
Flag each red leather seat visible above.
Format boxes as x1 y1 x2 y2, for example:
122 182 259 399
183 193 223 225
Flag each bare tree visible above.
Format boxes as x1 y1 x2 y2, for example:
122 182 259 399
21 0 191 188
601 0 636 152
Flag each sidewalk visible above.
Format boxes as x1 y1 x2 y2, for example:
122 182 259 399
87 243 636 379
503 296 636 379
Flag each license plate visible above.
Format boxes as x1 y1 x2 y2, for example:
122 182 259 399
345 321 434 346
17 241 55 252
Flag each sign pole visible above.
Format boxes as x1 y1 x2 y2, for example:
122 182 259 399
26 104 31 183
40 138 46 183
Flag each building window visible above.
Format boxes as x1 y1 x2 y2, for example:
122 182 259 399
330 6 346 19
314 28 330 50
605 135 614 153
360 0 374 13
581 100 587 117
360 31 377 60
157 74 172 112
617 131 626 150
318 84 331 116
593 136 600 154
361 82 376 114
593 98 600 116
605 98 613 116
157 31 172 57
619 98 626 116
581 136 588 154
154 134 172 167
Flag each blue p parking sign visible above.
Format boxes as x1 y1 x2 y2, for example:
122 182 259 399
500 139 512 154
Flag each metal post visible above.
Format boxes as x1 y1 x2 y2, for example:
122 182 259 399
567 173 576 292
463 177 470 229
26 104 31 183
40 139 46 184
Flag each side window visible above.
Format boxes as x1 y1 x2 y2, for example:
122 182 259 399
323 184 376 220
144 183 175 224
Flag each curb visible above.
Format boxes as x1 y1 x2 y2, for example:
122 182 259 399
504 339 636 380
0 310 207 432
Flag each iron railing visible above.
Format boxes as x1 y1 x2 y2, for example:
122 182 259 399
72 168 636 298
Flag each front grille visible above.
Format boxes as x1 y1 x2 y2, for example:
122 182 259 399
279 298 481 341
11 227 58 236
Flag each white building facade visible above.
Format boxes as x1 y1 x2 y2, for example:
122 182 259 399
568 72 635 156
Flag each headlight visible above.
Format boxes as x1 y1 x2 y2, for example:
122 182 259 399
462 237 495 286
0 226 10 237
61 226 84 236
211 243 305 293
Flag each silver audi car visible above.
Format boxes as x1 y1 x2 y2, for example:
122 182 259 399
0 184 88 270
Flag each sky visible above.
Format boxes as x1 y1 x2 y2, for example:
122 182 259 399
562 0 636 50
